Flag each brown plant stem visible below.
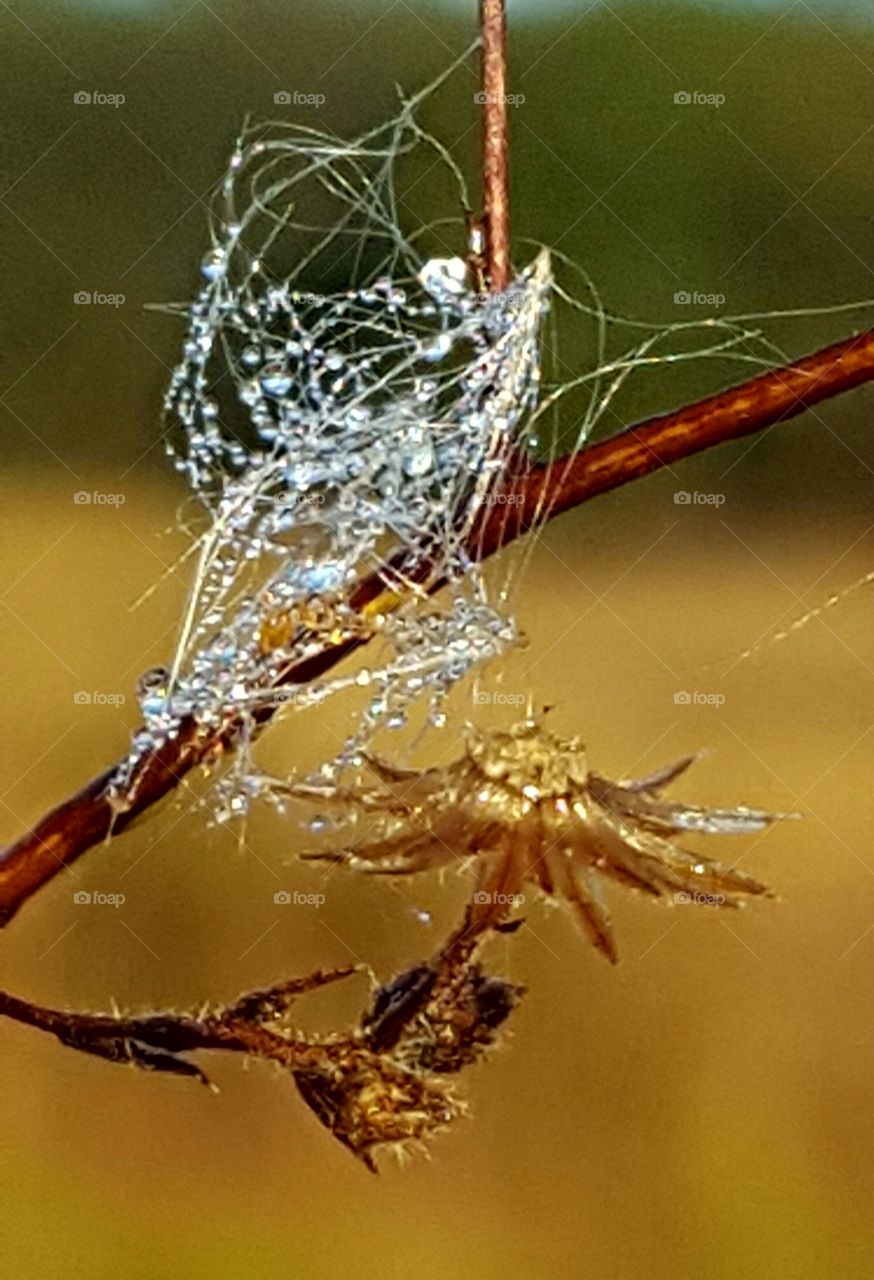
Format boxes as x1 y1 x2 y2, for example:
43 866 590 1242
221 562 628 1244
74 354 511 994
1 327 873 926
0 934 523 1168
480 0 511 291
477 326 874 549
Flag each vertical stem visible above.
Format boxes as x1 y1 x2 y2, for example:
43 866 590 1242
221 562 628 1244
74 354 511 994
480 0 511 291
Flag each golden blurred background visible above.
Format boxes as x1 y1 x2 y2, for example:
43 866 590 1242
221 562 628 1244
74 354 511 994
1 3 873 1278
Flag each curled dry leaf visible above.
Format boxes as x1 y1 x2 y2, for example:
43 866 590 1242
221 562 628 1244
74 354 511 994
0 950 523 1172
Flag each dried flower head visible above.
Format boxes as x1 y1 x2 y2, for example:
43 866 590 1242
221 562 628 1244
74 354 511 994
300 719 795 962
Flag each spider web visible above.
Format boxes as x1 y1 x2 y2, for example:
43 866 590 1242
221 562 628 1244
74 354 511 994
118 50 874 827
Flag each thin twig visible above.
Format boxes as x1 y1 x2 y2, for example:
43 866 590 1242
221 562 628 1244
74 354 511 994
480 0 511 290
477 325 874 551
1 326 873 925
0 935 523 1168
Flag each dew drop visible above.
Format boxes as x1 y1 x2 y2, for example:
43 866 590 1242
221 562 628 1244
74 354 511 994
419 332 453 363
201 247 227 282
260 367 293 398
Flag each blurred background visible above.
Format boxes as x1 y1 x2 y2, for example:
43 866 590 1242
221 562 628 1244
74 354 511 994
1 3 873 1278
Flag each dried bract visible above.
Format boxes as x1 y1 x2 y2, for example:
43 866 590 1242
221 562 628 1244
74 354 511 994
0 949 522 1171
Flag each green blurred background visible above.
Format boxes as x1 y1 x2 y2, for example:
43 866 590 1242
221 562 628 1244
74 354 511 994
1 3 873 1278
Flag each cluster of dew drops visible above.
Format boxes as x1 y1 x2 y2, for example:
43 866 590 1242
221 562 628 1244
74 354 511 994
115 121 553 825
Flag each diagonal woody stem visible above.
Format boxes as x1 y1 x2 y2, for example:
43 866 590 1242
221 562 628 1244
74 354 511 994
1 326 873 926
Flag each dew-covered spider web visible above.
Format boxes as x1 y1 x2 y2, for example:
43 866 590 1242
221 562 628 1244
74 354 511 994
115 51 874 831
